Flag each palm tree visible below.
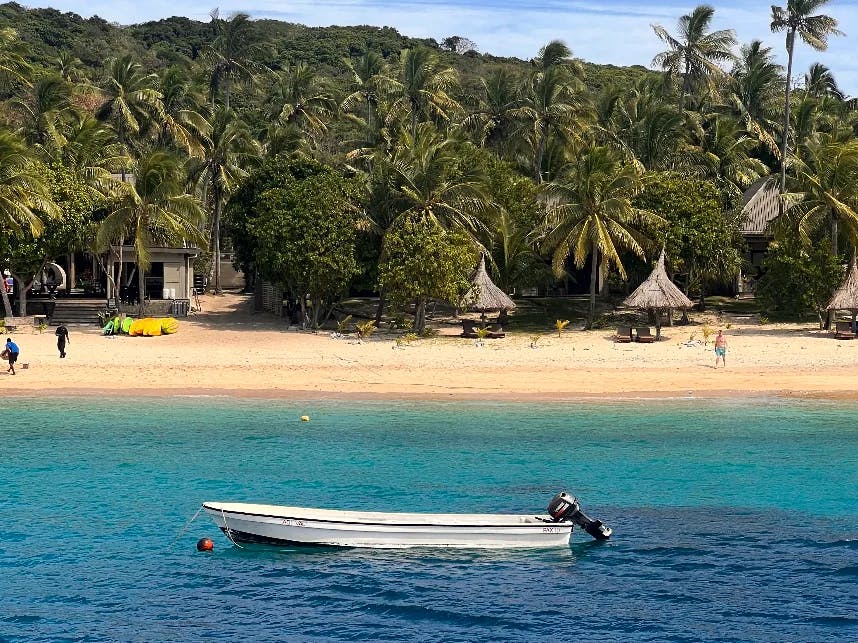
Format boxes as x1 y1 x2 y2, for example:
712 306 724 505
520 40 588 183
97 151 205 315
157 66 207 156
0 131 60 315
771 0 842 192
804 62 844 99
539 145 663 327
341 52 390 141
728 40 784 158
652 5 736 110
388 48 461 140
55 51 84 83
462 68 527 157
615 79 685 170
61 114 127 185
203 12 266 111
382 124 493 328
263 63 334 153
784 135 858 256
0 27 31 90
187 107 259 293
387 123 492 235
688 115 769 204
8 74 73 154
95 55 164 176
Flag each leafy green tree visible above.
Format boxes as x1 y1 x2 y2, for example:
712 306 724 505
651 5 736 109
96 150 205 315
470 150 548 292
756 235 842 326
634 172 742 309
539 145 662 327
1 165 99 314
378 215 477 333
242 157 363 328
771 0 842 192
0 130 60 315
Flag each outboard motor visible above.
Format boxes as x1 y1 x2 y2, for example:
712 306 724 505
547 492 612 541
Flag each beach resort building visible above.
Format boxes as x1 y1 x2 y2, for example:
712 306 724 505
739 177 782 296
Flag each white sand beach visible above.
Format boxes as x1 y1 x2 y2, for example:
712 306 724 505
2 292 856 401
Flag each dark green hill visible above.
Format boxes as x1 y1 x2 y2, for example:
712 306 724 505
0 1 656 90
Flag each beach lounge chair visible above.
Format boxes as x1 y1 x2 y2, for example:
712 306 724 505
635 327 656 343
461 319 479 338
834 321 855 339
486 323 505 339
615 326 632 343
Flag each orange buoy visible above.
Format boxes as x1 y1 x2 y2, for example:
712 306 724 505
196 537 214 552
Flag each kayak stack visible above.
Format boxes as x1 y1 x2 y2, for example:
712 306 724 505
103 316 179 336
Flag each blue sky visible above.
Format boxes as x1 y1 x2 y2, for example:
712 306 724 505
22 0 858 94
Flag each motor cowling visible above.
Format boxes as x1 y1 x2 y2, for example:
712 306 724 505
547 492 612 541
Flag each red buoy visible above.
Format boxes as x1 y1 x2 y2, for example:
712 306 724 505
196 537 214 552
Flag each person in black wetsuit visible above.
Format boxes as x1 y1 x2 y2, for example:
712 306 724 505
55 324 69 358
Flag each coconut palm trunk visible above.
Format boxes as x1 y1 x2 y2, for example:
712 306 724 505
588 247 598 328
135 264 145 317
1 281 12 317
780 29 795 193
212 194 222 293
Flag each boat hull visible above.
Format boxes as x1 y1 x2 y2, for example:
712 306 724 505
202 502 573 549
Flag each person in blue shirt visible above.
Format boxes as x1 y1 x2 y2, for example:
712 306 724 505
5 337 19 375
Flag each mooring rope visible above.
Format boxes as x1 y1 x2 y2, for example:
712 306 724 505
221 508 244 549
166 506 204 550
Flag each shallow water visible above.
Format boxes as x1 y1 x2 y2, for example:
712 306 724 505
1 397 857 641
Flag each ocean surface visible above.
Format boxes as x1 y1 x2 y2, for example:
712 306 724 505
1 396 857 642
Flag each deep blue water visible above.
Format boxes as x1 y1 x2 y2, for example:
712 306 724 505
1 396 857 641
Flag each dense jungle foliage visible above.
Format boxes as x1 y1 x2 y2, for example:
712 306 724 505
0 1 855 329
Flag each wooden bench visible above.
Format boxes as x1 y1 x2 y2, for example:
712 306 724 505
2 316 37 333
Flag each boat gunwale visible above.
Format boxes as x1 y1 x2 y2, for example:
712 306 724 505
202 502 572 529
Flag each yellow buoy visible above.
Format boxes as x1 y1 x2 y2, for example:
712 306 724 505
300 415 310 422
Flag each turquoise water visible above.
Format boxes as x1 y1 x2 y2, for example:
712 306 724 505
1 397 857 641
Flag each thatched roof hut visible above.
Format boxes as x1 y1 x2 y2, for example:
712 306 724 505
827 257 858 315
623 248 692 338
462 255 516 320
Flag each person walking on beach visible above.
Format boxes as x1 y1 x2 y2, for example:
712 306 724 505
714 330 727 368
5 337 19 374
55 324 69 358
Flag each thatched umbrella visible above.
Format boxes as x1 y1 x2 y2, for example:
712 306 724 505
827 257 858 325
462 255 516 321
623 248 693 339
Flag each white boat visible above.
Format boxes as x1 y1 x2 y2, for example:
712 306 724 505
202 492 611 549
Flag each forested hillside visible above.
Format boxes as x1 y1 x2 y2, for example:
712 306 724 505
0 2 853 329
0 2 652 90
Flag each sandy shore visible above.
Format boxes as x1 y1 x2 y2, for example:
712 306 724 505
1 292 856 401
